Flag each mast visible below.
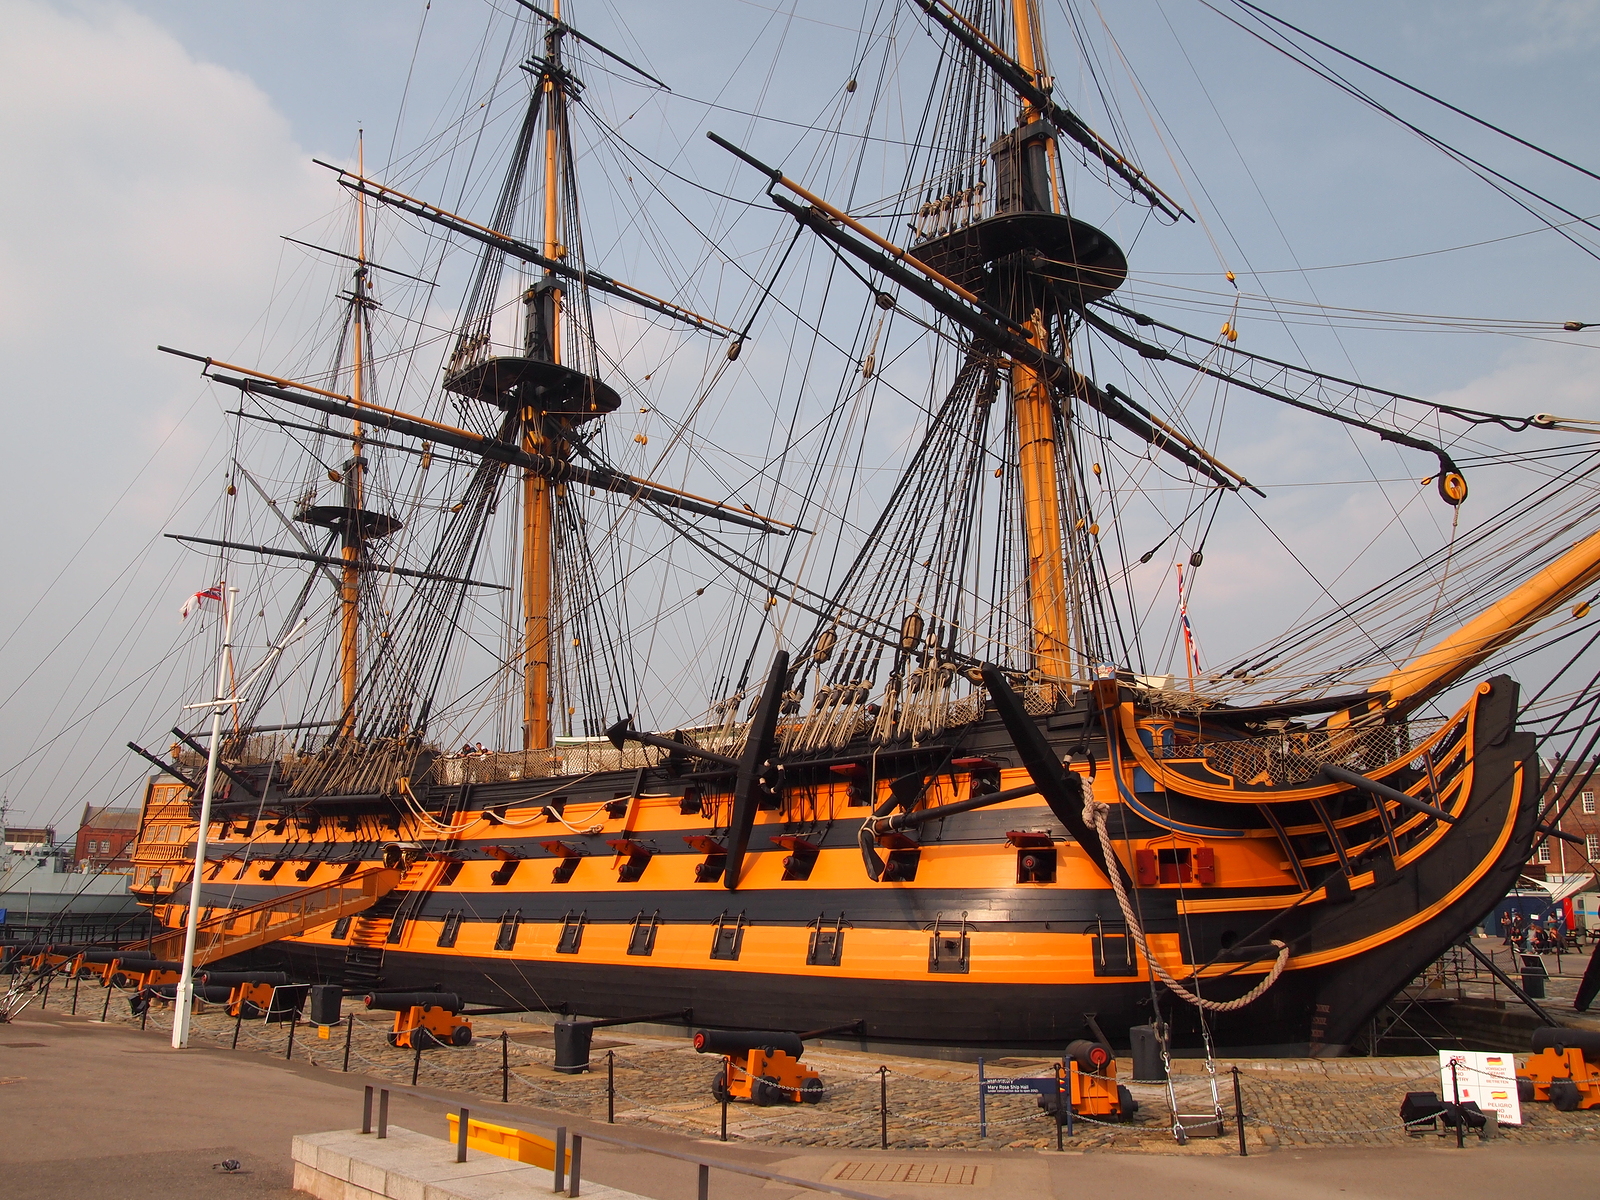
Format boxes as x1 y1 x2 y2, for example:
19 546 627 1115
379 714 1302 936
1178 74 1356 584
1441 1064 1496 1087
1007 0 1073 686
340 130 369 739
523 7 564 750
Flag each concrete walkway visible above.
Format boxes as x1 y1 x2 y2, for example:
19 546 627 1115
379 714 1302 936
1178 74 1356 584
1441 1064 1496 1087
2 1006 1598 1200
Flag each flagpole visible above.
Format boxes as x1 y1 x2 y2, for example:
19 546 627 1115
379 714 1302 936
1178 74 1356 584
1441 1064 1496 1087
172 584 235 1049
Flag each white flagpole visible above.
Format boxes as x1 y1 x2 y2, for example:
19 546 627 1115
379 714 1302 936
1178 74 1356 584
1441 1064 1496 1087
172 585 235 1049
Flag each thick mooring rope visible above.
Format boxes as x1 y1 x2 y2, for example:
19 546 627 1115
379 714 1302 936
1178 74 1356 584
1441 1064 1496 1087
1084 797 1290 1012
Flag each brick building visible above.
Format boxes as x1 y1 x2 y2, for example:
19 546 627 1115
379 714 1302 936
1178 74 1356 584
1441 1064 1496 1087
1524 760 1600 883
73 804 139 869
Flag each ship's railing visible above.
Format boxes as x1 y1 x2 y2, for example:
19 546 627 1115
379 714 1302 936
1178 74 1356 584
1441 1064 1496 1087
433 744 657 786
1148 715 1454 787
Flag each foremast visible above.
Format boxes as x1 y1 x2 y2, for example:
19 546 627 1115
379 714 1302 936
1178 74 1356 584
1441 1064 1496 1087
522 6 568 751
340 132 371 740
1007 0 1074 687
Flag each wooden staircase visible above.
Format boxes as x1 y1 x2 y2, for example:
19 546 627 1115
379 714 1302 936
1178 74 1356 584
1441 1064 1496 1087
341 891 405 993
130 867 402 967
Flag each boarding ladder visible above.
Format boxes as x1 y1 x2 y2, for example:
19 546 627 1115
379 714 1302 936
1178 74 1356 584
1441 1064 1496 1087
128 866 402 967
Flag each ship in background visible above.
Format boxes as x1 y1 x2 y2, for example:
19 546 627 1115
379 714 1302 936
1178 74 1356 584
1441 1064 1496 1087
104 0 1600 1055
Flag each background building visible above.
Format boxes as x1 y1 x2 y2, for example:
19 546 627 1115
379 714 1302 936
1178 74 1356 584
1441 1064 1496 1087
72 804 139 870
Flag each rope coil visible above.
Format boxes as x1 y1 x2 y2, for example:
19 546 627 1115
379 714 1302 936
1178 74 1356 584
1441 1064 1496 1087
1084 796 1289 1011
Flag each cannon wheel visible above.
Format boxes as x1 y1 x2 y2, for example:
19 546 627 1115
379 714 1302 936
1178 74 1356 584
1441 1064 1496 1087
752 1075 782 1107
1550 1080 1582 1111
801 1078 823 1105
711 1070 730 1103
451 1025 472 1047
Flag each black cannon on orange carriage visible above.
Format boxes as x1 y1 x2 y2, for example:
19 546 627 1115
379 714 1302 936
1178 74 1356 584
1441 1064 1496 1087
694 1028 823 1106
366 990 472 1048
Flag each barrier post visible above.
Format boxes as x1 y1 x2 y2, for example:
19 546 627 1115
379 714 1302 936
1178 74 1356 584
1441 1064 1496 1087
1451 1060 1464 1149
456 1107 469 1163
977 1057 986 1139
286 1015 298 1061
362 1085 374 1134
502 1030 510 1102
140 992 149 1031
553 1127 567 1193
720 1059 729 1142
233 1011 243 1050
343 1013 354 1072
412 1038 423 1086
72 972 80 1014
568 1134 582 1198
100 986 112 1023
879 1066 888 1150
1054 1064 1064 1151
377 1088 389 1139
607 1049 615 1123
1232 1066 1246 1157
697 1162 709 1200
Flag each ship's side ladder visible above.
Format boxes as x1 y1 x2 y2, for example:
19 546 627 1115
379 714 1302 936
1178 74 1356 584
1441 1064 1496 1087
127 866 402 968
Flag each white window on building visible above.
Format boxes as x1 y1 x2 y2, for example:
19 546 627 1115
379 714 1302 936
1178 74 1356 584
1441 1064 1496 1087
1583 790 1596 814
1538 842 1552 864
1589 834 1600 862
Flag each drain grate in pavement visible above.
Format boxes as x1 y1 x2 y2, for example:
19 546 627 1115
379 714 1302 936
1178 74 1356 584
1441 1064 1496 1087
829 1162 981 1186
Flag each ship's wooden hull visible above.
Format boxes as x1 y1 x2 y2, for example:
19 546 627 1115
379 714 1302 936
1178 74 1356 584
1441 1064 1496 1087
136 677 1537 1053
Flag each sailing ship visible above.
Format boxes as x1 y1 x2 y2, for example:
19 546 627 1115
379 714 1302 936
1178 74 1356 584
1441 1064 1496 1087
117 0 1600 1056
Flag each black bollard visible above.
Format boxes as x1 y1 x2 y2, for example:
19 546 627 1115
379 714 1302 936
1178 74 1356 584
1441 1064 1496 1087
140 991 149 1031
100 985 111 1023
720 1060 729 1142
568 1134 583 1199
456 1107 469 1162
72 972 80 1014
412 1037 422 1086
607 1050 615 1123
286 1015 298 1061
362 1085 374 1134
501 1030 510 1103
697 1163 709 1200
553 1127 567 1192
343 1012 354 1072
1233 1066 1247 1157
377 1088 389 1139
233 1011 243 1050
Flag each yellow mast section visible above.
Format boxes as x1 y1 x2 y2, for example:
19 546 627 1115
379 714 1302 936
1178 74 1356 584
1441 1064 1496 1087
340 130 368 739
523 4 562 750
1371 525 1600 713
1008 0 1073 684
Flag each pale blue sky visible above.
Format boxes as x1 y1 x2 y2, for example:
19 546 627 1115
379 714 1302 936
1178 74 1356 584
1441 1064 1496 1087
2 0 1597 827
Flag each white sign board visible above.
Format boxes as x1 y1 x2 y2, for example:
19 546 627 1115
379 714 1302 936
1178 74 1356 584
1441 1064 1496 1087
1439 1050 1522 1126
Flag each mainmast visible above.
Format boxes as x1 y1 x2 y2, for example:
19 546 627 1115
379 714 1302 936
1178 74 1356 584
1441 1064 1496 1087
1005 0 1073 686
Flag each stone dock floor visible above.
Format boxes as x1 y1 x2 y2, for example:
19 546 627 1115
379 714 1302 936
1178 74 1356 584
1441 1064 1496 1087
27 966 1600 1154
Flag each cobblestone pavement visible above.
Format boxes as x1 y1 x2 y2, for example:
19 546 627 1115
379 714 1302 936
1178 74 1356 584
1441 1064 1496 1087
26 975 1600 1154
